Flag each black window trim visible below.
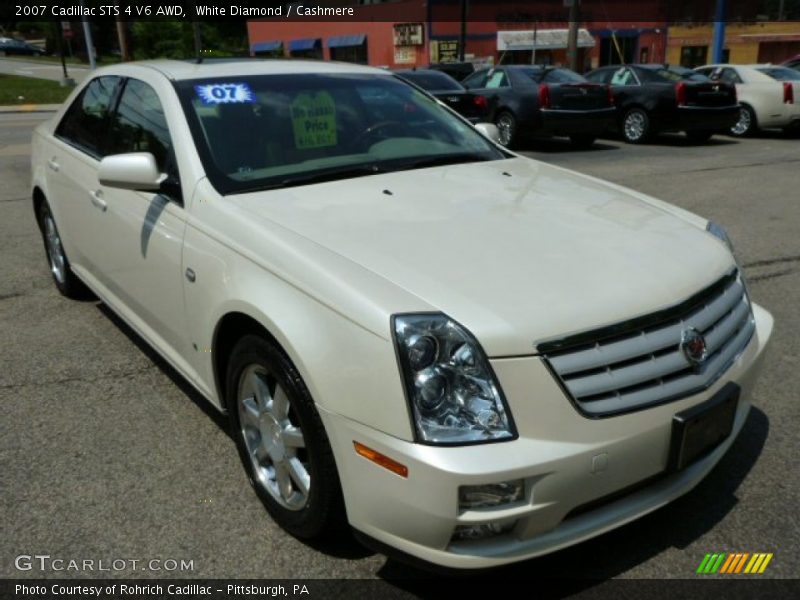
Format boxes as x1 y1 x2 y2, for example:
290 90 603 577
54 75 124 161
112 76 184 206
55 75 184 206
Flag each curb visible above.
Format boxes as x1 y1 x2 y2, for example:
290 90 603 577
0 104 60 113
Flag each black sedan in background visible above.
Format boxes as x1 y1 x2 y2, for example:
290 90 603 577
585 64 739 144
461 65 616 148
394 69 490 123
0 39 45 56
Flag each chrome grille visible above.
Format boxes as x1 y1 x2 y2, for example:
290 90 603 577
544 271 754 417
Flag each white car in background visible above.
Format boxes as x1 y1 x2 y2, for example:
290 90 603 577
30 59 772 569
696 64 800 136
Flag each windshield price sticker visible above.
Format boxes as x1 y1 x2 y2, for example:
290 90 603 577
290 92 337 149
195 83 255 105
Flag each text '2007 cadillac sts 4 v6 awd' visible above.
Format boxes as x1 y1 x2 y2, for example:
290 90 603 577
30 59 772 569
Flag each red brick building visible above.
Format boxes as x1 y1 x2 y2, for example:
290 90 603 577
247 0 669 72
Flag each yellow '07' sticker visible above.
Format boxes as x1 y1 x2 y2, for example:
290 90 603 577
290 92 338 149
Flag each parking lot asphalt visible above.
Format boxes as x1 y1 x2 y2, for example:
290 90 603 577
1 113 797 585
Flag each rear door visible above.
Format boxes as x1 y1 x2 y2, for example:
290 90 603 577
608 67 642 106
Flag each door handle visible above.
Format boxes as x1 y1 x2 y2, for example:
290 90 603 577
89 189 107 212
47 158 60 172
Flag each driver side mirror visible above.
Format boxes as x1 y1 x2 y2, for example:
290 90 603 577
98 152 165 192
474 122 501 144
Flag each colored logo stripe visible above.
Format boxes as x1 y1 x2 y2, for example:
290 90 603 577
698 552 773 574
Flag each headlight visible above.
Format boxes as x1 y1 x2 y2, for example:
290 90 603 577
392 314 516 444
706 221 734 252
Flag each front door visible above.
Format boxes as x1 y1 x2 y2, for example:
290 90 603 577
92 76 189 357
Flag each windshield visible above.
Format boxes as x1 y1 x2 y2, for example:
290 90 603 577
177 73 505 195
651 67 710 82
397 71 464 91
756 66 800 81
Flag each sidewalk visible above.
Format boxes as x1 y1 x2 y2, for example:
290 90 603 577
0 103 61 113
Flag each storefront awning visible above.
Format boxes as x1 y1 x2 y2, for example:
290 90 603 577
328 34 366 49
497 28 595 51
251 41 282 53
289 38 321 52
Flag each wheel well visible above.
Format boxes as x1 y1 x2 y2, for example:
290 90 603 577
32 187 46 230
212 312 279 410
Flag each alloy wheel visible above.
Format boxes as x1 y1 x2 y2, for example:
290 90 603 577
44 214 66 285
624 111 646 142
731 107 751 136
496 114 514 146
237 365 310 511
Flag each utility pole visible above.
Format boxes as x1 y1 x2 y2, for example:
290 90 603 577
193 22 203 63
79 0 96 69
711 0 726 64
115 2 130 61
459 0 468 62
566 0 580 71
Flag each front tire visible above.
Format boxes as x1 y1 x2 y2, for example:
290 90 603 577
621 107 651 144
226 334 345 539
36 200 91 299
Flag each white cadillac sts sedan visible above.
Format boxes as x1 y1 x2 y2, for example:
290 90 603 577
31 60 772 569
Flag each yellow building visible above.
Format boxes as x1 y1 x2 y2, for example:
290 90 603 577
667 22 800 67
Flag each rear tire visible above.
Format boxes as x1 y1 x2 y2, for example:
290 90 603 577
686 130 713 143
730 105 757 137
36 200 92 299
494 111 517 148
226 334 346 539
621 108 651 144
569 135 596 149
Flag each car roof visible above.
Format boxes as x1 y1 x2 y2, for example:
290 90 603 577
100 58 386 81
394 69 440 74
699 64 785 70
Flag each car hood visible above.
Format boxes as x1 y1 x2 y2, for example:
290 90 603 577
230 157 734 357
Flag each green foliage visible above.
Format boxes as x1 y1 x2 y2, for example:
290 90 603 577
131 22 186 59
131 22 248 60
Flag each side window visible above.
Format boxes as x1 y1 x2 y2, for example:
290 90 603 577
719 68 742 85
56 76 120 157
462 70 489 89
610 68 636 86
107 79 173 174
485 70 509 89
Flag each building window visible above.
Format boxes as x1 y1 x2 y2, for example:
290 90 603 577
680 45 708 68
599 36 637 66
330 44 368 64
289 38 322 60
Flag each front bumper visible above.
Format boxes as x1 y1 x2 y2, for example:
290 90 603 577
538 107 617 137
676 104 740 132
320 303 772 569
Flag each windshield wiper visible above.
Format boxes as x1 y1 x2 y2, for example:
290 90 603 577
233 164 386 194
392 153 494 172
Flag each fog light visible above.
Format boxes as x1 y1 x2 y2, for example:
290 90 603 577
459 480 524 510
452 520 516 541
